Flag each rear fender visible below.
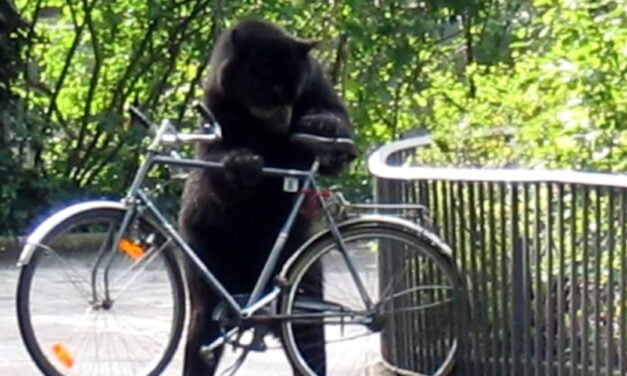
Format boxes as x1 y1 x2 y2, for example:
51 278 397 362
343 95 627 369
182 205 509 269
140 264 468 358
278 214 451 279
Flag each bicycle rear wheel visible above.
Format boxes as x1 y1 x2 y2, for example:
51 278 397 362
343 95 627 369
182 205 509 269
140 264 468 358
16 206 186 376
280 220 468 376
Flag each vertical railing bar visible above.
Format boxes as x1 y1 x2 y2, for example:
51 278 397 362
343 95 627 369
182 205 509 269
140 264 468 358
534 182 543 376
511 183 522 375
400 180 410 370
443 181 451 253
547 182 555 375
378 183 387 363
456 181 472 373
394 178 404 368
489 182 500 376
387 180 400 367
432 180 447 371
432 180 440 233
403 172 416 370
423 180 431 226
557 183 566 376
450 181 458 264
479 182 490 375
458 181 469 294
416 237 427 371
582 186 590 376
593 187 601 376
429 251 440 373
407 181 417 371
619 189 626 376
404 156 414 370
414 183 438 369
467 182 483 375
420 247 431 372
436 179 450 373
451 181 468 372
428 181 437 371
606 189 615 376
437 231 448 373
377 180 390 364
523 183 532 376
569 184 578 376
417 180 428 227
389 178 403 368
410 181 421 372
409 181 421 372
500 182 510 375
440 180 452 370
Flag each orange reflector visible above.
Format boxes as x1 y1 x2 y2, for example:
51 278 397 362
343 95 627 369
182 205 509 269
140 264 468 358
51 342 74 368
118 238 145 260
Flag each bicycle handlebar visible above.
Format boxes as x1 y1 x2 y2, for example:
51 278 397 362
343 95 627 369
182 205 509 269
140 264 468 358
128 105 154 131
127 104 354 157
160 132 220 145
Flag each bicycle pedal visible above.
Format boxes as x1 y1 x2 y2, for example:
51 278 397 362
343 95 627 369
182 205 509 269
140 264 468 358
248 340 267 352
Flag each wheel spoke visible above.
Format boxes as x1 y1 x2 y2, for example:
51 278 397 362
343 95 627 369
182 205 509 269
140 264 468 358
31 242 95 303
110 238 171 301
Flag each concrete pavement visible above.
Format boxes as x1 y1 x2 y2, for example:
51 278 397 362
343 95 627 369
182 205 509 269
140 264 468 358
0 247 293 376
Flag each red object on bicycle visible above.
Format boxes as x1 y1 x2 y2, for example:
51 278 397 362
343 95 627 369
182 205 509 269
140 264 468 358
299 189 332 220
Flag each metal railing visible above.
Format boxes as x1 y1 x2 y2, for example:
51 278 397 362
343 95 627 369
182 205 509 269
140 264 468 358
369 135 627 375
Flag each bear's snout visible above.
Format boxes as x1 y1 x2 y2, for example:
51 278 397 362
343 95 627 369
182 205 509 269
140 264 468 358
250 105 292 134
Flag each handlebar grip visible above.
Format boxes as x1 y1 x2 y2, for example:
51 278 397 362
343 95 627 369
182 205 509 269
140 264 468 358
128 105 153 130
192 100 218 125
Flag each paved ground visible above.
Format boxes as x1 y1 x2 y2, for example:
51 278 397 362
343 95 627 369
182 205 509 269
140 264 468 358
0 247 293 376
0 239 386 376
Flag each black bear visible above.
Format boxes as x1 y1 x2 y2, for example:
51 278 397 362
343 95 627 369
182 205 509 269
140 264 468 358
178 19 356 375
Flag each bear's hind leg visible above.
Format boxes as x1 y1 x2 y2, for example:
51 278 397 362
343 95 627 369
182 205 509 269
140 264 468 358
291 260 326 376
183 278 223 376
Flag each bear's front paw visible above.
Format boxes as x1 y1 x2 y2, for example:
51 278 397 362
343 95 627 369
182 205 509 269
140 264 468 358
222 149 264 188
295 112 349 139
293 113 357 176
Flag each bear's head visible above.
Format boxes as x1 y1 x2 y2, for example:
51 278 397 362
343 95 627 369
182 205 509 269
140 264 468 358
213 19 317 135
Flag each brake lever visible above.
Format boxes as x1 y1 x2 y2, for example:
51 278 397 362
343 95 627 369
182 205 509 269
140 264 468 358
192 100 222 138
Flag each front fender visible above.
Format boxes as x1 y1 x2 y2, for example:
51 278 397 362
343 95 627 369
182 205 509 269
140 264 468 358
17 200 126 267
278 214 452 279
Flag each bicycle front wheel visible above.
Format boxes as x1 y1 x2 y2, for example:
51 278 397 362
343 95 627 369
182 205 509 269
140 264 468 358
16 206 186 376
280 219 467 376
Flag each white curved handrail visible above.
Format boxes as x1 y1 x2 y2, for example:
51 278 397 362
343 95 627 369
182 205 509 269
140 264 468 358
367 135 627 188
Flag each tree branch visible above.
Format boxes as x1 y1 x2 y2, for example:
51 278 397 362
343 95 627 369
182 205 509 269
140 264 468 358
67 0 103 179
144 0 212 109
462 13 477 98
330 33 348 86
176 0 223 123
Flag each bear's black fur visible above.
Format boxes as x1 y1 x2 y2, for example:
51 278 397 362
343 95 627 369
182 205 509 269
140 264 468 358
179 19 355 375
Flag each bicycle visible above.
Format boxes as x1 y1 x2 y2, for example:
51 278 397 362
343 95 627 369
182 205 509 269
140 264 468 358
15 103 469 376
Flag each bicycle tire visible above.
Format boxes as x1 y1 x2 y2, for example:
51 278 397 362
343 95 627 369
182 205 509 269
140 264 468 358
279 219 468 376
16 207 186 376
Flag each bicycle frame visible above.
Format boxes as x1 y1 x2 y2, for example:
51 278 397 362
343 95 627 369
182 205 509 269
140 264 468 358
95 146 373 322
16 106 465 376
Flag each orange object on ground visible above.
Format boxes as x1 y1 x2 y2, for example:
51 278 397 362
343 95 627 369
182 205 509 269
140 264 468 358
51 342 74 368
118 238 145 260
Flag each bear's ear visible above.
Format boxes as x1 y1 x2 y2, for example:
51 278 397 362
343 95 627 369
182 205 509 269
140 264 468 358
295 39 318 56
230 29 244 52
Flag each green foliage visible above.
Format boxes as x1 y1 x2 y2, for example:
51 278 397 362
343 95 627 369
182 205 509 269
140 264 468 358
2 0 625 235
416 0 627 171
1 0 40 235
